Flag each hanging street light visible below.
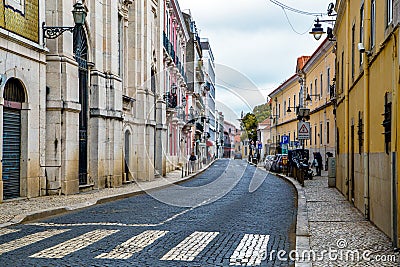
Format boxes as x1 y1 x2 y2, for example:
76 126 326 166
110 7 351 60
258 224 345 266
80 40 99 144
310 18 325 41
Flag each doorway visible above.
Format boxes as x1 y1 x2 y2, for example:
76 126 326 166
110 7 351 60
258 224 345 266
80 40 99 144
124 130 130 181
74 26 89 185
350 125 355 203
2 78 25 199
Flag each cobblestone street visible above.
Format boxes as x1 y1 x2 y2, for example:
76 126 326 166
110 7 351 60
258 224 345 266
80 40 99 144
0 159 297 266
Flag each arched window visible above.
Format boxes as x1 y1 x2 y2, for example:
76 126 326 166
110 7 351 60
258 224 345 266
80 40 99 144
4 78 25 103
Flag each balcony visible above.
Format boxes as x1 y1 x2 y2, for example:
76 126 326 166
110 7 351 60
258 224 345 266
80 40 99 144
163 31 176 64
165 92 177 109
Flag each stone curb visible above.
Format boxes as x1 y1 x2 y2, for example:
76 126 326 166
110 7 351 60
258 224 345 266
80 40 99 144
275 173 311 267
0 160 216 228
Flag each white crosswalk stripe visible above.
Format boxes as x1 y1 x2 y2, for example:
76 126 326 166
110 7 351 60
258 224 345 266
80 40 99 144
30 229 118 259
0 229 20 237
161 231 219 261
0 229 69 255
96 230 168 259
1 228 272 265
229 234 270 266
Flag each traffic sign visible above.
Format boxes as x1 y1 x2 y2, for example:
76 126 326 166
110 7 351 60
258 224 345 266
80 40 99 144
281 135 289 144
257 143 262 149
298 121 310 140
282 144 288 154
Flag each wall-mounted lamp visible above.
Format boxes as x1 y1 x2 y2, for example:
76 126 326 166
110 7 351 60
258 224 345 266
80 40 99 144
309 18 325 41
269 114 279 120
305 94 321 103
309 3 336 41
42 2 87 41
286 106 299 113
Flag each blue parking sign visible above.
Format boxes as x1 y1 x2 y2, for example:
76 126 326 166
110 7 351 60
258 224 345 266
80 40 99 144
281 135 289 144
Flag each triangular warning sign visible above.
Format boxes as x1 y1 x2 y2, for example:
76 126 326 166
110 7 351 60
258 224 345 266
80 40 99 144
299 124 308 133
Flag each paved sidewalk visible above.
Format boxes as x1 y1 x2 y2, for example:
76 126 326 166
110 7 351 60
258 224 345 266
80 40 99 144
0 161 214 228
276 168 400 266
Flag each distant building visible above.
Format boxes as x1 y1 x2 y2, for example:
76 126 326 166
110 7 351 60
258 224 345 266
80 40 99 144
257 119 272 159
223 121 237 158
215 111 224 158
201 39 217 159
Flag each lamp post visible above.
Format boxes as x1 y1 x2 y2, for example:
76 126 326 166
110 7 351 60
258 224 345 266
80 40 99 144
42 2 87 42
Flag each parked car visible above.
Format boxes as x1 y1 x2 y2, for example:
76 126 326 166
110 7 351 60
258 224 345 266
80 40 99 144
264 155 275 170
233 153 242 159
270 154 288 173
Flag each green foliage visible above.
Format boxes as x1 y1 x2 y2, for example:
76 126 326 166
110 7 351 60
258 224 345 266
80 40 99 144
253 103 271 123
241 113 258 142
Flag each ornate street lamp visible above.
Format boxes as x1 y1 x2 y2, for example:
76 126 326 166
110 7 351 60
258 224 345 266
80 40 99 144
309 18 325 41
309 3 336 41
43 2 87 41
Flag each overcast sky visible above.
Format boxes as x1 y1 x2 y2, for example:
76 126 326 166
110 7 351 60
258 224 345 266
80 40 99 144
178 0 333 125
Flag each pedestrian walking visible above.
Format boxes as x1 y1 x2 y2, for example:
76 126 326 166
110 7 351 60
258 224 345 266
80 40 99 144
311 152 319 176
312 152 322 176
189 152 197 173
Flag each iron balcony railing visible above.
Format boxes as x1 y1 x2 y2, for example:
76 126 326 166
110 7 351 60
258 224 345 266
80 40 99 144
163 32 187 83
163 31 175 63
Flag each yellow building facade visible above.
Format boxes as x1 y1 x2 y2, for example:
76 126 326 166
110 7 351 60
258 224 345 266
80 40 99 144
334 0 400 245
269 40 336 168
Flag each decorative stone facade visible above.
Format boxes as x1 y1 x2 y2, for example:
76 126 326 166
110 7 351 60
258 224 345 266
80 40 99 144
0 0 46 201
0 0 220 202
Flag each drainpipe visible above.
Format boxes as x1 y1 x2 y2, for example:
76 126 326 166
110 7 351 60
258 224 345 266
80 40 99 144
363 0 371 220
397 29 400 249
344 0 350 199
392 31 399 248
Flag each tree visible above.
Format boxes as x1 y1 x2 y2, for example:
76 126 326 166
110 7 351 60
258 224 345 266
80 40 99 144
240 113 258 142
253 103 271 123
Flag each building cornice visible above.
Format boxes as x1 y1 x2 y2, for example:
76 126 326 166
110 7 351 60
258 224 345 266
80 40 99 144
171 0 190 41
268 74 298 98
333 0 346 37
302 39 334 73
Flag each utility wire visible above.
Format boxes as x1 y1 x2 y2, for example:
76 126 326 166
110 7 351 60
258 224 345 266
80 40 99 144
268 0 325 16
281 8 314 35
267 0 326 35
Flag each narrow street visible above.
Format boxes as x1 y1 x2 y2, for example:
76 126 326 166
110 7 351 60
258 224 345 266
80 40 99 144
0 159 296 266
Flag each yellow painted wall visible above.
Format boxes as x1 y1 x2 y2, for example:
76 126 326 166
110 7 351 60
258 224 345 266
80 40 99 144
302 42 336 158
270 75 299 147
334 0 399 241
270 40 335 165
